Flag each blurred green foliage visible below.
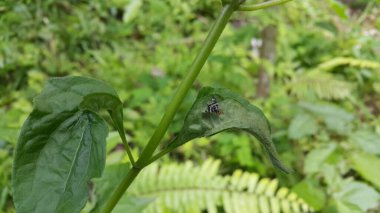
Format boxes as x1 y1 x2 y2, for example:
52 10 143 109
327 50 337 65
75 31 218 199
1 0 380 212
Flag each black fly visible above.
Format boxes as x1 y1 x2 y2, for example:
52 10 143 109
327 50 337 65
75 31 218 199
205 96 222 115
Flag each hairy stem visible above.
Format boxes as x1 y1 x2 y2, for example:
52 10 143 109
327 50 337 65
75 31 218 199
239 0 294 11
101 3 236 213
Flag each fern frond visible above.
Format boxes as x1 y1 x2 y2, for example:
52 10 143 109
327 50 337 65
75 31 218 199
288 71 354 100
318 57 380 71
129 159 312 213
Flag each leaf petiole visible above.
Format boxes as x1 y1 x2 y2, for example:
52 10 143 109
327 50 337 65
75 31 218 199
109 109 136 166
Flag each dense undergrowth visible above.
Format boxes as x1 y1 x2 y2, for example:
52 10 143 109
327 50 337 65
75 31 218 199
1 0 379 212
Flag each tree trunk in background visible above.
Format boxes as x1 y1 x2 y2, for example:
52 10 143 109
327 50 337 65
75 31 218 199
256 25 277 98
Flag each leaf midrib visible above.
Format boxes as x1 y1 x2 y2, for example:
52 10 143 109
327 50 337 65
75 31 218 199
56 114 89 211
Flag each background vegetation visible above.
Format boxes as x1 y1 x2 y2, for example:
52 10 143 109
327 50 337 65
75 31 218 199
1 0 380 212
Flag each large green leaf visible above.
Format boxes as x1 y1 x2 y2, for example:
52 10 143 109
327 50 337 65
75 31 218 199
13 76 124 213
167 87 291 173
33 76 121 113
13 111 108 213
33 76 124 135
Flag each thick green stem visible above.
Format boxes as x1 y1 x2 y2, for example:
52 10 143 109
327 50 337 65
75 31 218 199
101 4 236 213
239 0 294 11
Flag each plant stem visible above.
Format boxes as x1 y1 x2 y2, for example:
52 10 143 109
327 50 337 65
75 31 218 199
135 3 236 168
101 4 236 213
102 0 295 211
145 146 175 166
101 167 141 213
239 0 294 11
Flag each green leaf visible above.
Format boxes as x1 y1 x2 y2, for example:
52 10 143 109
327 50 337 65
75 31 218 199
350 152 380 190
304 144 336 174
299 102 353 134
33 76 121 113
13 111 108 213
292 180 326 211
334 181 380 212
80 93 125 145
349 130 380 155
288 113 318 140
34 76 124 140
13 76 124 213
167 87 291 173
321 165 341 187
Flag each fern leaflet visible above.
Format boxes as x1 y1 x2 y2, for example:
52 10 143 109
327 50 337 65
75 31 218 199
128 159 312 213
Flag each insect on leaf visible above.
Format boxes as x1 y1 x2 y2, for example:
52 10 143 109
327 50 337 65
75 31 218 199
167 87 291 173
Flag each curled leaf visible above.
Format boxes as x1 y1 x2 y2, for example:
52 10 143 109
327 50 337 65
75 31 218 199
168 87 291 173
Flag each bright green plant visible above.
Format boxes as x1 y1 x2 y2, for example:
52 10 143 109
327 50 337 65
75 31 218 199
12 0 297 212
